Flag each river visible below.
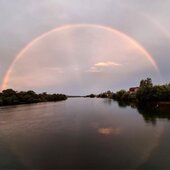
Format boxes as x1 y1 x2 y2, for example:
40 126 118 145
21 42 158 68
0 98 169 169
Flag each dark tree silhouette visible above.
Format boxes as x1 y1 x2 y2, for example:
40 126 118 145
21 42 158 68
0 89 67 106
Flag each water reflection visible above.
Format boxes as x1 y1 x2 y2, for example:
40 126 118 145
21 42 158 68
102 98 113 105
0 98 169 169
117 100 170 125
117 101 130 108
98 128 122 135
137 105 170 125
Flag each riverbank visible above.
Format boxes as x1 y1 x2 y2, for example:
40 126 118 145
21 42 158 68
0 89 67 106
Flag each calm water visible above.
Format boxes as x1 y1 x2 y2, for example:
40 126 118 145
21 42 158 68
0 98 170 169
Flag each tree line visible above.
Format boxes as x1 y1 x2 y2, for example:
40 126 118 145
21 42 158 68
113 78 170 103
86 78 170 104
0 89 67 106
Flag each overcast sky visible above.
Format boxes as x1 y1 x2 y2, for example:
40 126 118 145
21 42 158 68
0 0 170 95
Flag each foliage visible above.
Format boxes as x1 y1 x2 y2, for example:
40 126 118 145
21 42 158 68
113 78 170 103
97 91 114 98
112 90 136 102
139 78 153 88
136 79 170 103
0 89 67 106
85 94 96 98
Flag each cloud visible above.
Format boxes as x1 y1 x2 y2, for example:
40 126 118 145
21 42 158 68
95 61 121 67
86 61 121 73
86 67 102 73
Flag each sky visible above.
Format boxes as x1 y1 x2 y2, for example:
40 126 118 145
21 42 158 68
0 0 170 95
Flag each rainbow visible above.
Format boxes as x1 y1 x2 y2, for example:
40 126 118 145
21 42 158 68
1 24 159 91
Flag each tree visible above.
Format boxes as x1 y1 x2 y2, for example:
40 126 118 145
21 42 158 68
2 89 17 97
115 90 127 101
0 93 3 106
140 78 153 88
0 89 67 106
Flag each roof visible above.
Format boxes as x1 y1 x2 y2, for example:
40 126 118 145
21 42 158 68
129 87 139 91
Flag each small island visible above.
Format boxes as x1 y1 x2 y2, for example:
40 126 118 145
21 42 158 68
0 89 67 106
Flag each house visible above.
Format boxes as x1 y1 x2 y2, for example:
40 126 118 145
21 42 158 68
129 87 139 93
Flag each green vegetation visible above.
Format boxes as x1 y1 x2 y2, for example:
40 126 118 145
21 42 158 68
85 94 96 98
0 89 67 106
97 91 113 98
137 79 170 103
113 78 170 104
85 91 114 98
112 89 136 102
